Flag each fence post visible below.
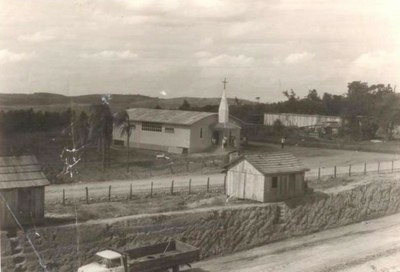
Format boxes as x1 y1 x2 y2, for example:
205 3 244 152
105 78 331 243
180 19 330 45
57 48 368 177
108 185 111 201
207 177 210 192
378 162 380 173
62 189 65 206
150 182 153 197
223 174 227 194
169 165 174 174
188 179 191 194
129 184 132 200
349 164 351 177
364 163 367 175
85 187 89 204
334 166 337 178
171 180 174 195
392 160 394 173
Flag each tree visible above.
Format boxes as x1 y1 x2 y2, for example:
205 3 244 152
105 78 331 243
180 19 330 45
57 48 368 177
234 96 241 106
346 81 373 116
114 110 132 172
88 103 113 171
272 119 284 135
178 99 191 110
306 89 320 102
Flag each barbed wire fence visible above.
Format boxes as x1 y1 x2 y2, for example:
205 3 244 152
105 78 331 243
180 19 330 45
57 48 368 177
307 159 400 180
55 175 227 205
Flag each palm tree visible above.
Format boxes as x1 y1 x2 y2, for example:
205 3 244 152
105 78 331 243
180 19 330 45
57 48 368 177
114 110 132 172
75 111 89 164
88 103 113 172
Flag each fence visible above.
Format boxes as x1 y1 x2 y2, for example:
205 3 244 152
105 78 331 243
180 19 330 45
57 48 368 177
55 159 400 204
58 176 227 205
306 159 400 180
43 156 227 184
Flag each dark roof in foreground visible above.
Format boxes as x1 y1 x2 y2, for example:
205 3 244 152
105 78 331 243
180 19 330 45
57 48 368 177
0 155 50 190
126 108 217 125
228 152 309 175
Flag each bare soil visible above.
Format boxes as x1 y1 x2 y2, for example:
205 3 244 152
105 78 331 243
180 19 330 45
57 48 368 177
192 212 400 272
45 191 256 224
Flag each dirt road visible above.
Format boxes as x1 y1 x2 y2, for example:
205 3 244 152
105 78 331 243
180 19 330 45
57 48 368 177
249 141 400 168
46 145 400 201
193 213 400 272
45 173 225 201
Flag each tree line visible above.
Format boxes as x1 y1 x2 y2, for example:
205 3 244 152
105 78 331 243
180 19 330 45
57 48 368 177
176 81 400 139
2 81 400 140
0 108 73 133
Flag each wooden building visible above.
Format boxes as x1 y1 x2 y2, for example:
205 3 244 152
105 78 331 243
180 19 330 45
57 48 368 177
264 113 342 128
113 86 241 154
226 152 309 203
0 155 49 229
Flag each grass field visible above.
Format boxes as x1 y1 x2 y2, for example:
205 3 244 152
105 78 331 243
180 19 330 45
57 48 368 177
2 130 400 185
246 142 400 168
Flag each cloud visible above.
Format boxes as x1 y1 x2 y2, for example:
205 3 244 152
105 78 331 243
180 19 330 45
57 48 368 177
118 0 249 22
81 50 138 60
284 52 315 64
197 53 254 67
0 49 35 64
18 32 55 42
194 51 212 58
352 50 389 69
348 50 400 83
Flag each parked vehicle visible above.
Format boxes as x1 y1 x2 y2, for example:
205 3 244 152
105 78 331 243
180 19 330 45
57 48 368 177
78 240 199 272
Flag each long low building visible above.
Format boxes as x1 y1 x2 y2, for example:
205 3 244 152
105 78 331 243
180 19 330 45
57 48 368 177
264 113 342 128
113 108 241 154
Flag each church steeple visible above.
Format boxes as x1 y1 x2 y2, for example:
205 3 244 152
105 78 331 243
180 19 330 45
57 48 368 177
218 78 229 124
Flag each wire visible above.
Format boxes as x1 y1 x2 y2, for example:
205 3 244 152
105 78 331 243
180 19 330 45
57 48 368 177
163 238 172 254
0 193 49 272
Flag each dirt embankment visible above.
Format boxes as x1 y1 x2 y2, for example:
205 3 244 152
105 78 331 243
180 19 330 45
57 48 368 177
2 179 400 272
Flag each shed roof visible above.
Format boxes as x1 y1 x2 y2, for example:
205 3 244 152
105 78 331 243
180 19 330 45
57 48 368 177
0 155 50 190
126 108 217 126
228 152 309 175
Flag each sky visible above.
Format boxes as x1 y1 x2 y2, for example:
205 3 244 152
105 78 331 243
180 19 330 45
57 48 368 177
0 0 399 102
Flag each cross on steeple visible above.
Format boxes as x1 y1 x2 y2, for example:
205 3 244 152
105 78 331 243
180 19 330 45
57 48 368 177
222 78 228 90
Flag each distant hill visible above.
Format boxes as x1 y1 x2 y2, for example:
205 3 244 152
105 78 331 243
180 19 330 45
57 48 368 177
0 93 254 112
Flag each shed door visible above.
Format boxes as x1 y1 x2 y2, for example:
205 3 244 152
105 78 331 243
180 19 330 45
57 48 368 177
18 189 32 224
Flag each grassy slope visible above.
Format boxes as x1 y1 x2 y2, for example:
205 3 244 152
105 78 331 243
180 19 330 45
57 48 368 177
0 92 254 112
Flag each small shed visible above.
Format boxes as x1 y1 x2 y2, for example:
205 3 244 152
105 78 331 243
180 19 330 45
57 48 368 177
0 155 49 229
226 152 310 203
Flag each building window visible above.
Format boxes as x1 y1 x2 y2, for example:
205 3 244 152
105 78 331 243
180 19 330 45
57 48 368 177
142 122 162 132
271 176 278 188
165 127 174 133
113 139 124 146
200 128 203 138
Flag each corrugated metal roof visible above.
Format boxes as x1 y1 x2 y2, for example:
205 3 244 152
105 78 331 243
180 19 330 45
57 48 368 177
229 152 309 175
127 108 217 125
0 155 49 189
0 165 42 174
0 155 38 167
0 179 49 190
